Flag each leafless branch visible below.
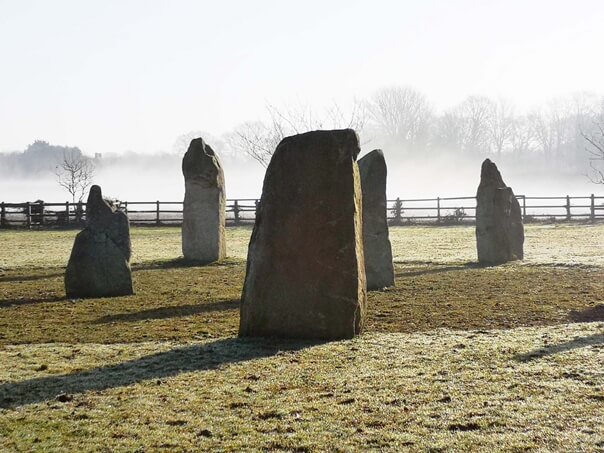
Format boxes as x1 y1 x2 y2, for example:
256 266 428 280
55 152 95 203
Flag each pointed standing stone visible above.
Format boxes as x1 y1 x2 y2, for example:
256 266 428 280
358 149 395 290
181 138 226 263
65 185 133 298
239 129 367 340
476 159 524 264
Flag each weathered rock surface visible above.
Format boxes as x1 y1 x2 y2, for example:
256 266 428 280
358 149 394 290
239 129 367 340
476 159 524 264
65 185 133 298
182 138 226 263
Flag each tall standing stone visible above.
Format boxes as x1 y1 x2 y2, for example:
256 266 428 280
358 149 395 290
181 138 226 263
239 129 367 340
65 185 133 298
476 159 524 264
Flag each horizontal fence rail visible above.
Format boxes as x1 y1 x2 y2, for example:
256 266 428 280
0 195 603 228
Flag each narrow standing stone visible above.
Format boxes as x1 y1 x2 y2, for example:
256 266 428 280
239 129 367 340
181 138 226 263
476 158 524 264
358 149 394 290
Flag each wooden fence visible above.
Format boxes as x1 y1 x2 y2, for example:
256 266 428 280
0 195 603 228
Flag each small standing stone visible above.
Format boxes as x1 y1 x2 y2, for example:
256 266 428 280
65 185 133 298
239 129 367 340
476 159 524 264
181 138 226 263
358 149 395 290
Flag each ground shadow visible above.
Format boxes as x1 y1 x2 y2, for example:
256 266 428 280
394 262 480 278
132 257 243 272
0 272 64 283
0 337 318 409
514 333 604 362
91 299 239 324
0 295 66 309
569 305 604 323
132 258 202 271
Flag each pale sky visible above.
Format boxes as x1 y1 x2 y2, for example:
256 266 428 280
1 0 603 155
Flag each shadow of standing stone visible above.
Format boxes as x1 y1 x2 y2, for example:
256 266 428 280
181 138 226 263
476 159 524 265
358 149 395 290
239 129 367 340
64 185 133 298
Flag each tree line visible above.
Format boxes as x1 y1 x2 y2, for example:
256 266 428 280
222 87 604 184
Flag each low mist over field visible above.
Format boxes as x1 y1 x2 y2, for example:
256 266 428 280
0 154 599 203
0 130 600 203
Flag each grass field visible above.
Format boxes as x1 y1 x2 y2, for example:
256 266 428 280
1 224 604 451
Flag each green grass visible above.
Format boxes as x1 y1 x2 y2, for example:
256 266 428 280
0 226 253 270
1 224 604 451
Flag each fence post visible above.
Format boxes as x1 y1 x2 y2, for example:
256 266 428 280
522 196 527 221
233 200 240 225
394 198 402 224
124 201 128 216
156 200 161 226
0 202 5 228
39 201 45 226
77 201 83 224
26 202 31 229
591 194 595 221
255 199 259 220
65 201 70 225
565 195 571 221
436 197 441 223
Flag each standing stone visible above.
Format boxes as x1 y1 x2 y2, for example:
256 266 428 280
239 129 367 340
358 149 395 290
65 185 133 298
181 138 226 263
476 159 524 264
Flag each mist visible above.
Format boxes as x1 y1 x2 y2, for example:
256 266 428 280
0 132 599 205
0 149 265 203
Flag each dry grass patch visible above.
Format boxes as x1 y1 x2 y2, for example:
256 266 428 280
367 262 604 333
1 260 603 345
1 324 603 452
0 259 244 345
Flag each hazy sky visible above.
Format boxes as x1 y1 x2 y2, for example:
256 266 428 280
1 0 604 155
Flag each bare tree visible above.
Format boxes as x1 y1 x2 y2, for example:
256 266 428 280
324 98 368 132
227 120 283 167
548 99 574 162
529 95 597 168
458 96 494 154
582 100 604 184
568 92 601 167
434 110 465 151
367 86 433 150
510 115 535 157
436 96 493 155
55 151 95 203
228 100 368 167
528 109 555 160
488 99 515 158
